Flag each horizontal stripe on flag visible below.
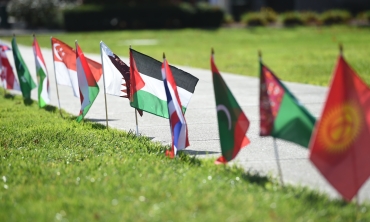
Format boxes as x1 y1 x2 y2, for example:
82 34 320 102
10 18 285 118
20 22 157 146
132 49 198 93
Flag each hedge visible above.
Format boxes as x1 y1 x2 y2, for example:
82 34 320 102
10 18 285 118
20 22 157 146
63 4 224 31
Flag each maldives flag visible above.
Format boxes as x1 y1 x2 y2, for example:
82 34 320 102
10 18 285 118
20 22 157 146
259 62 316 148
211 51 250 164
162 56 190 158
0 44 20 91
33 36 50 108
12 36 37 99
75 42 100 122
309 55 370 201
129 48 198 118
51 37 102 97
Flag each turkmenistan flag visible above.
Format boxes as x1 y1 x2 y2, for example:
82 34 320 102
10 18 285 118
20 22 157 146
211 51 250 164
129 48 199 118
33 35 50 108
75 42 99 122
12 36 37 99
259 62 316 148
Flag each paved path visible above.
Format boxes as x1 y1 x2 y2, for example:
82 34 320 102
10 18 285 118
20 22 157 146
4 44 370 203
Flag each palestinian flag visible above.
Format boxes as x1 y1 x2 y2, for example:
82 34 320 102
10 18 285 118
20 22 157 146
259 62 316 148
12 36 37 99
75 42 100 122
0 44 20 91
51 37 102 97
211 51 250 164
33 35 50 108
129 48 198 118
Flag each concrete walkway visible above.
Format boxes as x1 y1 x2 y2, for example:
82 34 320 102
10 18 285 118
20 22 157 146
4 43 370 203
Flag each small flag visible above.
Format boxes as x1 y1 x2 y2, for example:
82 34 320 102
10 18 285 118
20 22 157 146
259 62 316 148
100 41 128 97
0 44 20 91
12 36 36 99
75 42 100 122
309 54 370 201
211 50 250 164
51 37 102 97
162 55 190 157
33 36 50 108
129 48 199 118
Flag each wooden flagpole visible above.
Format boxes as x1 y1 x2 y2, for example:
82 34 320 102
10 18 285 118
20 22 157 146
259 50 284 186
99 41 109 130
50 36 63 118
130 45 140 136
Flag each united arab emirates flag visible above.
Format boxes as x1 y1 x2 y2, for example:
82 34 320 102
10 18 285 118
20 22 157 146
12 36 37 99
75 42 100 122
211 51 250 164
259 62 316 148
33 35 50 108
129 48 199 118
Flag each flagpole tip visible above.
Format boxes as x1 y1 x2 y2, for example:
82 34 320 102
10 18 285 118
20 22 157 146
33 33 35 38
339 43 343 55
211 47 214 55
258 50 262 58
129 45 132 49
163 52 166 59
12 33 15 37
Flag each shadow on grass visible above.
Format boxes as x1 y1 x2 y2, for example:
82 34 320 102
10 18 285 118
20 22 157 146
44 105 57 112
23 98 34 106
240 170 269 186
91 123 108 130
4 93 15 100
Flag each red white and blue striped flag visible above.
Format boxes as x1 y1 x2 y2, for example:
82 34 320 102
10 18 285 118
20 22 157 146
161 56 189 157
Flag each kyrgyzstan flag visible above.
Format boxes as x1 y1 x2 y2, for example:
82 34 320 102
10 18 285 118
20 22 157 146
309 54 370 201
75 42 100 122
51 37 102 97
211 50 250 164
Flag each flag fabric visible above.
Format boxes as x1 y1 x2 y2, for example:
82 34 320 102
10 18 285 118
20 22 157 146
11 37 36 99
51 37 102 97
75 42 100 122
211 52 250 164
309 55 370 201
100 41 129 97
162 57 190 157
259 62 316 148
129 48 198 118
0 44 20 90
33 36 50 108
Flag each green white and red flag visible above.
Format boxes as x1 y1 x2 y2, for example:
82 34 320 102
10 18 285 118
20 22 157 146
32 36 50 107
309 54 370 201
11 36 37 99
211 51 250 164
75 42 100 122
259 62 316 148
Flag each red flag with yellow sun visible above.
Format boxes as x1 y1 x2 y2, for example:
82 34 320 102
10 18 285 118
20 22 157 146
309 54 370 201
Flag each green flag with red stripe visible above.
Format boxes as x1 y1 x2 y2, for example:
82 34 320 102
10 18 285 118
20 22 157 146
211 52 250 164
259 62 316 148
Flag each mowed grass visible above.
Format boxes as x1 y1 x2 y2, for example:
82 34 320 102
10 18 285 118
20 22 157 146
3 26 370 86
1 94 370 221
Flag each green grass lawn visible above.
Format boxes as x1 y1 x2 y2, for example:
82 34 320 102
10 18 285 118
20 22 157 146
3 26 370 86
1 93 370 221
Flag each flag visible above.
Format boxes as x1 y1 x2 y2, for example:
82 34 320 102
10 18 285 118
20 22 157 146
100 41 127 97
51 37 102 97
0 44 20 90
259 62 316 148
162 56 190 157
309 55 370 201
11 36 36 99
75 42 100 122
211 51 250 164
33 36 50 108
129 48 198 118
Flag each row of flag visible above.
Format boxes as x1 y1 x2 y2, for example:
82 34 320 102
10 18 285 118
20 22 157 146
1 36 369 203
